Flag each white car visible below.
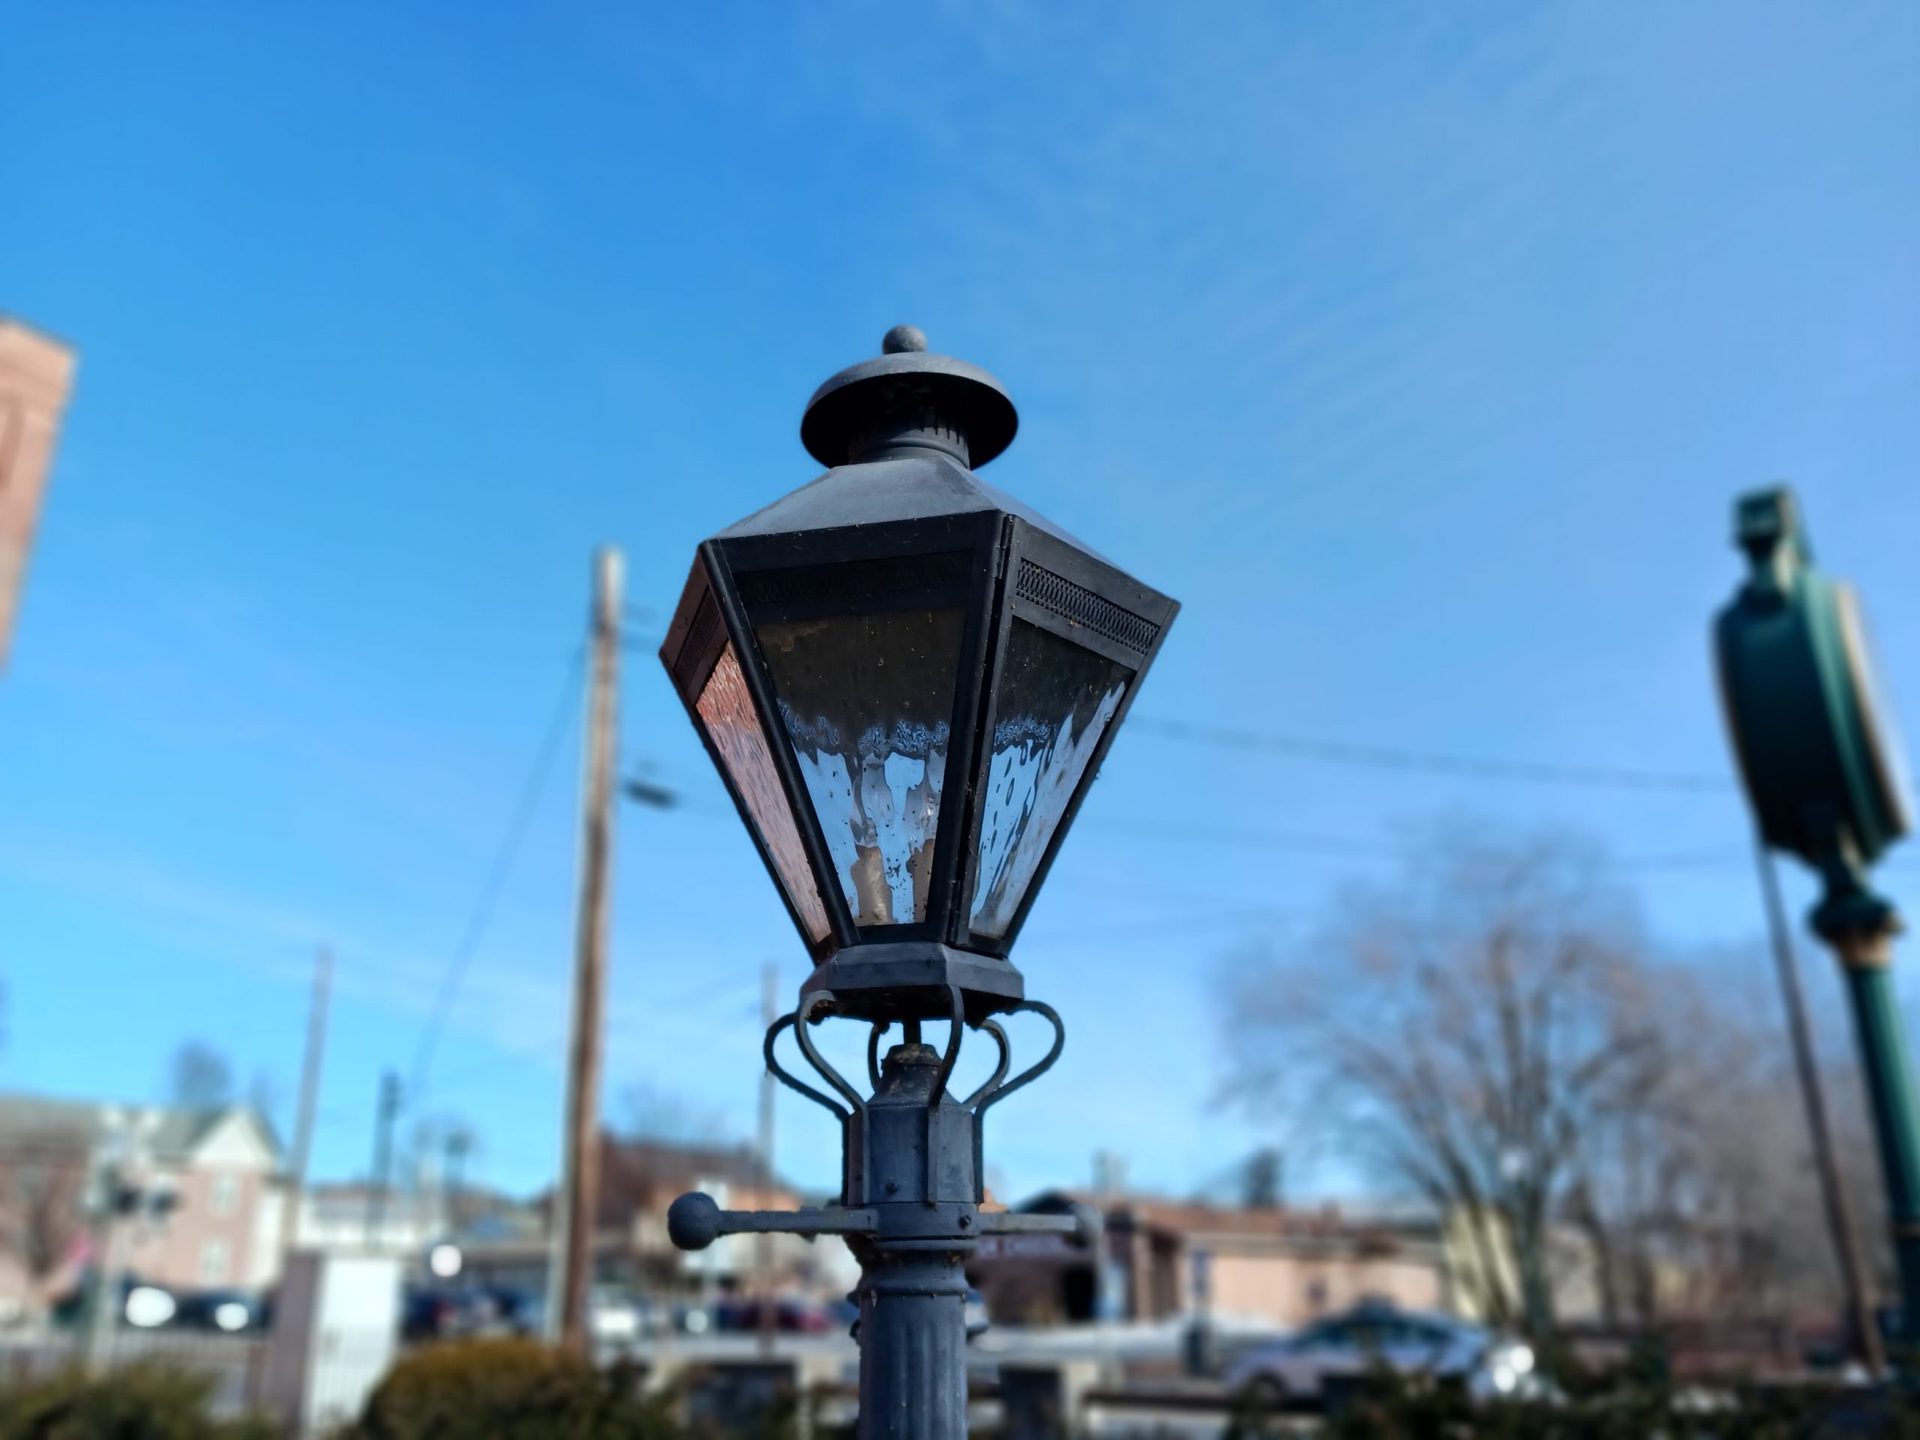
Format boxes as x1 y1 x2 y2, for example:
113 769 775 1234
588 1288 642 1346
1223 1304 1541 1407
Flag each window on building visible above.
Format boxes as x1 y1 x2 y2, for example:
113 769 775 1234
200 1239 228 1283
211 1172 238 1217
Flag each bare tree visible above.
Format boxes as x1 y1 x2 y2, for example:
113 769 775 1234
168 1041 235 1110
1222 826 1666 1335
1243 1148 1284 1210
1223 822 1879 1335
1582 945 1881 1325
620 1081 725 1146
0 1144 89 1306
247 1070 283 1128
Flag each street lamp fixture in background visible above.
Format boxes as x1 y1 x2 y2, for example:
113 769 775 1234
1716 486 1920 1354
658 325 1176 1437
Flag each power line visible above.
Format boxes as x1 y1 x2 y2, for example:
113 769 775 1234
425 973 763 1100
409 647 585 1099
1125 716 1734 794
1089 816 1748 873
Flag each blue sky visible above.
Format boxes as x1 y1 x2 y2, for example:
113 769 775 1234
3 2 1918 1206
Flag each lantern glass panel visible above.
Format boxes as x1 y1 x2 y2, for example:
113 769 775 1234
756 608 965 927
696 644 832 942
971 619 1131 937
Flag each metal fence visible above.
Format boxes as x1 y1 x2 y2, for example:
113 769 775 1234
0 1326 266 1416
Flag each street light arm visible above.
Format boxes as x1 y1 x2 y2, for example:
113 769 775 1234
977 1207 1095 1244
666 1191 877 1251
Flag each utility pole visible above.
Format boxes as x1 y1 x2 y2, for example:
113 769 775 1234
444 1128 472 1233
1756 843 1885 1373
82 1111 129 1376
280 948 332 1282
758 961 778 1356
365 1071 402 1249
550 547 621 1355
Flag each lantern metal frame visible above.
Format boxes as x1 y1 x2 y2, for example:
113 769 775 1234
659 334 1176 1024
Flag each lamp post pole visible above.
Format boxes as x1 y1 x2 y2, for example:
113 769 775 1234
654 326 1174 1437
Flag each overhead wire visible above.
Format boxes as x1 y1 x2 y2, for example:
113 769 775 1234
424 972 764 1100
1125 715 1734 793
408 646 585 1103
1085 816 1751 874
406 685 1764 1114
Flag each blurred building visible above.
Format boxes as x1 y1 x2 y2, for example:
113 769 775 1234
0 318 76 668
294 1182 449 1260
1440 1205 1604 1327
0 1096 283 1317
970 1189 1448 1329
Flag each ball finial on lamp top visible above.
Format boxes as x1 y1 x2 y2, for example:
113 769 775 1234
881 324 929 355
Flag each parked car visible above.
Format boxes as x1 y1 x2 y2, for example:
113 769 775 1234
476 1286 542 1337
172 1288 268 1334
716 1296 831 1334
401 1285 511 1341
51 1273 177 1330
588 1287 643 1346
1223 1302 1544 1407
483 1286 648 1345
673 1301 715 1335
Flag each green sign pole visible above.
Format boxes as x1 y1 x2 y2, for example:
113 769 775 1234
1716 488 1920 1361
1825 903 1920 1344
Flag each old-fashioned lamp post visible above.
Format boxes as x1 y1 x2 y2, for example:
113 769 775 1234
1716 487 1920 1347
657 326 1175 1436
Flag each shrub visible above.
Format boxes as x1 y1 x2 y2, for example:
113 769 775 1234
1300 1372 1920 1440
343 1339 683 1440
0 1363 275 1440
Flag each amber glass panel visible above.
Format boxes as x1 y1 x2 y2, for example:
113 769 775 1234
757 609 964 926
972 620 1130 937
696 645 831 942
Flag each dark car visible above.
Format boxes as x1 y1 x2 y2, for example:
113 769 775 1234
50 1273 178 1330
403 1286 497 1341
172 1288 269 1334
483 1285 545 1338
717 1296 830 1334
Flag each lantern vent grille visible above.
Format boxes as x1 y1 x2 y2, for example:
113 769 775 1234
1015 560 1159 655
737 551 972 611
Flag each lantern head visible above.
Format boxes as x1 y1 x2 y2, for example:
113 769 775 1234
660 327 1177 1021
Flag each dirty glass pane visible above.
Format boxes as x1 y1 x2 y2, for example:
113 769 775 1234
696 645 831 943
756 609 963 926
972 620 1130 937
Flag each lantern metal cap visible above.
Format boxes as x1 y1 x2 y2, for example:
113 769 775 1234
801 326 1019 470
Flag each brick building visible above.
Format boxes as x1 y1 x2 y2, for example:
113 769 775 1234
0 317 76 667
0 1096 283 1317
970 1189 1448 1330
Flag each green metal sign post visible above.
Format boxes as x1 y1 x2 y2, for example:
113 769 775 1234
1716 487 1920 1361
